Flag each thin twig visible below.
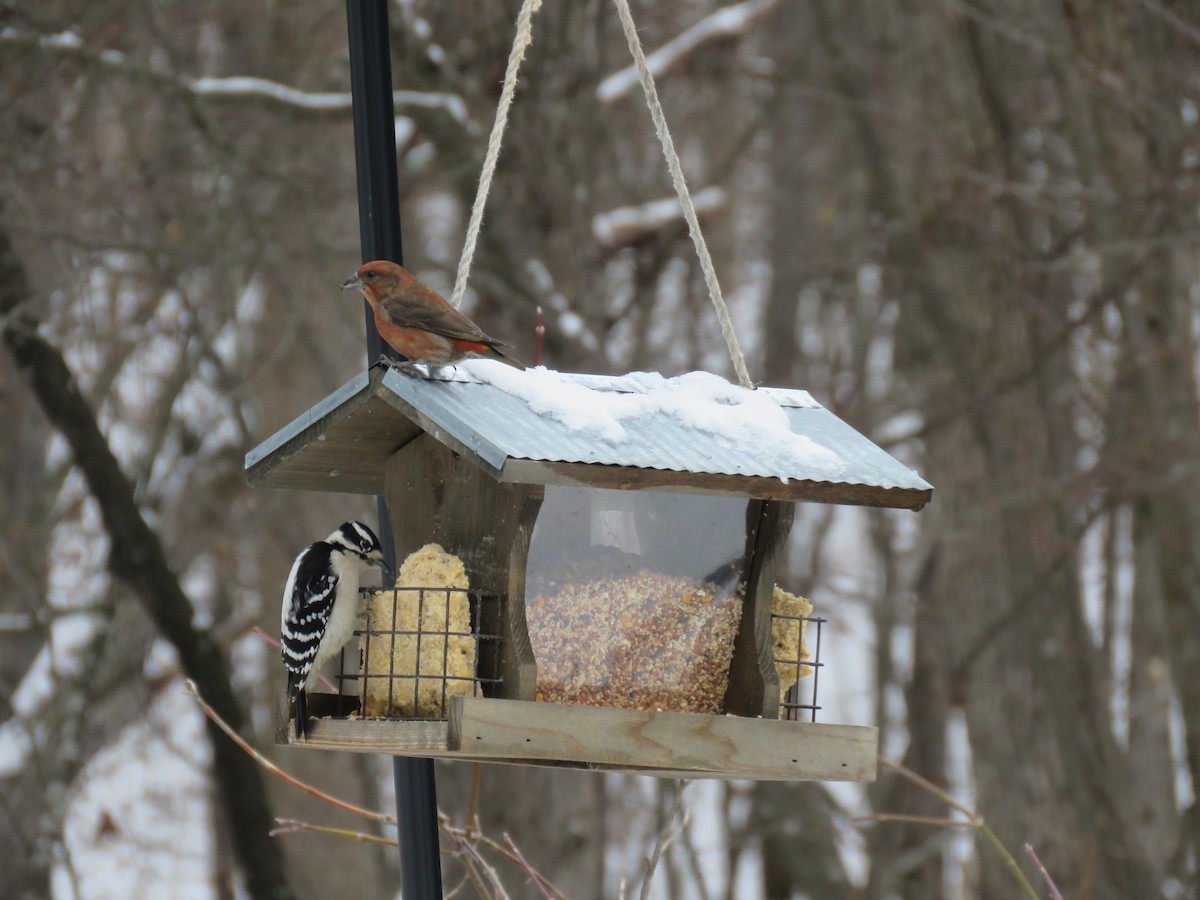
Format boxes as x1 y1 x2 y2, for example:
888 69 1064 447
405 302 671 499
976 826 1039 900
638 785 690 900
270 818 399 847
873 759 1041 900
457 856 493 900
455 836 511 900
441 814 569 900
1025 843 1065 900
189 677 566 898
852 813 977 829
504 834 555 900
879 757 975 820
184 679 396 825
533 306 545 367
250 626 337 693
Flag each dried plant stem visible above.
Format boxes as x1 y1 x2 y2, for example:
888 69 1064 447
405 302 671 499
465 763 483 840
185 679 396 825
874 759 1041 900
1024 844 1065 900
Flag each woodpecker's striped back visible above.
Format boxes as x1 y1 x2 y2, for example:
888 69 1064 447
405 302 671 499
281 521 384 738
281 548 340 696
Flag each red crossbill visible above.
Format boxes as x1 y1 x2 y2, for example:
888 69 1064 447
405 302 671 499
341 260 521 371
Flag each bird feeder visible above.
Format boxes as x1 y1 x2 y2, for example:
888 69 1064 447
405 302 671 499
246 364 932 781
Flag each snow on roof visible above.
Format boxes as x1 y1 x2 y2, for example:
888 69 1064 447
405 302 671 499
245 364 933 508
459 361 845 480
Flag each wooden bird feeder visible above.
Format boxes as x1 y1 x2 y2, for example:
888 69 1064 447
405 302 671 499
246 364 932 781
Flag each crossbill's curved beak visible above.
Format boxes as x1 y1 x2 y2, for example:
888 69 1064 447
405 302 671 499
341 274 362 291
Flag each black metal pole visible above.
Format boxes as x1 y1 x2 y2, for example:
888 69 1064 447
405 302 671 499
345 2 444 896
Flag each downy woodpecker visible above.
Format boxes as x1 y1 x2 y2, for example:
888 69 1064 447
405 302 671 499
281 521 387 738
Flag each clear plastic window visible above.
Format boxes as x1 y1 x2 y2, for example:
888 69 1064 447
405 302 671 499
525 487 749 713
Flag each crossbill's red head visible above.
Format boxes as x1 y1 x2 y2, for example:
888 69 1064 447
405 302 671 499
340 260 412 299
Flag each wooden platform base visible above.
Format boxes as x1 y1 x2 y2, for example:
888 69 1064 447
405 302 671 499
279 695 877 782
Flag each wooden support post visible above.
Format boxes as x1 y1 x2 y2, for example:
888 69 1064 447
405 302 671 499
724 499 795 717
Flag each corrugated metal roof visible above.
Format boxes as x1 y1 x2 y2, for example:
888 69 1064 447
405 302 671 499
246 366 933 509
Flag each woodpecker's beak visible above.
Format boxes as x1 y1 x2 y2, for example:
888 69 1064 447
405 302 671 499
375 557 392 581
341 274 362 292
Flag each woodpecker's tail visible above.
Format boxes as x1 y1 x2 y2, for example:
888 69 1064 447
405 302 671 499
294 690 310 740
288 673 309 741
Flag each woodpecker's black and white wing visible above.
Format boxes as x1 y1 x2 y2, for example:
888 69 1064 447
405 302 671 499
280 521 385 740
280 542 339 738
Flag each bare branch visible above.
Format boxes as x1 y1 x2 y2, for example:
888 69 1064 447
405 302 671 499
638 785 690 900
0 27 466 120
189 76 468 121
592 187 727 250
1135 0 1200 48
597 0 781 104
184 679 397 826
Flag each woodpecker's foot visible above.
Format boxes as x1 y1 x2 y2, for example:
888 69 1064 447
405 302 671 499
357 599 375 631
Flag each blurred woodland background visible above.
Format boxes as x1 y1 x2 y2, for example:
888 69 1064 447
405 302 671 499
2 0 1200 898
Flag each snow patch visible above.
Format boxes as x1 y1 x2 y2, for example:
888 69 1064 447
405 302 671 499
56 686 214 900
459 362 846 479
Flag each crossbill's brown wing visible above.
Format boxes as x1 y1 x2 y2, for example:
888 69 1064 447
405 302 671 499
377 285 510 347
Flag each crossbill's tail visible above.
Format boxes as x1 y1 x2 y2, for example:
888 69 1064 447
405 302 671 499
453 339 525 369
483 343 525 369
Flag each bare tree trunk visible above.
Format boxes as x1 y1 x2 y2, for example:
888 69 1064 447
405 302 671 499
807 2 1162 894
867 547 950 899
0 229 295 900
754 783 857 900
1127 506 1183 881
1116 267 1200 880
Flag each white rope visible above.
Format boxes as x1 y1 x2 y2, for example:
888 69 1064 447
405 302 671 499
449 0 543 310
611 0 754 389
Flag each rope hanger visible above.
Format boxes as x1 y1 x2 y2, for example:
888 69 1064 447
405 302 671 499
449 0 755 390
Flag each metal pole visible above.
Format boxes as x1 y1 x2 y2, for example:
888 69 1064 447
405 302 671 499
345 2 444 896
